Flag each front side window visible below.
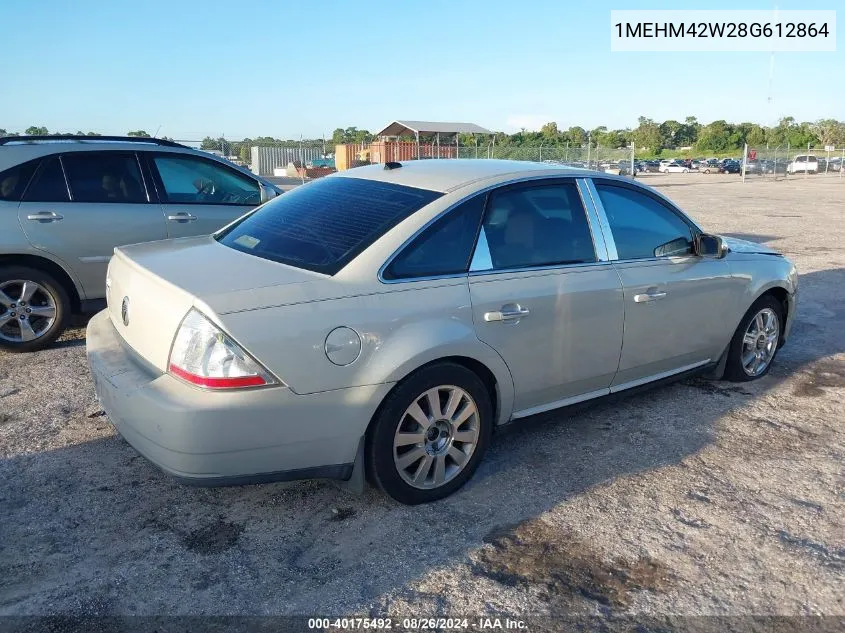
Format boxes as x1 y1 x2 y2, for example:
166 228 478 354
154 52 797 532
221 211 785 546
594 183 694 260
481 182 596 270
23 157 69 203
153 155 260 206
63 152 146 203
383 194 485 280
0 160 38 202
217 176 442 275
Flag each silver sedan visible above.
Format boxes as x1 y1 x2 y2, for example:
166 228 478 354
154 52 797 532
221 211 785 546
87 159 798 504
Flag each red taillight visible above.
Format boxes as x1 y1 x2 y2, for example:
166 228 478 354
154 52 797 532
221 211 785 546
168 363 268 389
167 309 278 390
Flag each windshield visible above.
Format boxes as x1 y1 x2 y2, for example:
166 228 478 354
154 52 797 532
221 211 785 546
216 176 443 275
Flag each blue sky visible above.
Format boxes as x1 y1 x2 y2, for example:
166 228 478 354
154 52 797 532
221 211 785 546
0 0 840 140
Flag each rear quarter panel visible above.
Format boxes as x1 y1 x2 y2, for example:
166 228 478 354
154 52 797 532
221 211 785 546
215 280 516 424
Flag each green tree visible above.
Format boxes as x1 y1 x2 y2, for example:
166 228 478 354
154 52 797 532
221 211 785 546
811 119 845 147
659 120 682 148
566 126 587 147
540 121 560 140
25 126 49 135
632 117 661 152
695 120 738 152
745 124 766 147
239 138 253 163
127 130 151 137
200 136 221 150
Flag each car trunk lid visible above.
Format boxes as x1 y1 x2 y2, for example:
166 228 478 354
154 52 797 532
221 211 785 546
107 236 324 371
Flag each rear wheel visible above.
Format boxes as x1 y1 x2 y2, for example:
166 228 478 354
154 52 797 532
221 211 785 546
0 267 69 353
367 362 493 504
723 295 783 382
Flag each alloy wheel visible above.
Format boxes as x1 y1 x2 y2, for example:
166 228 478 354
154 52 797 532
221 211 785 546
0 280 58 344
393 385 480 490
741 308 779 377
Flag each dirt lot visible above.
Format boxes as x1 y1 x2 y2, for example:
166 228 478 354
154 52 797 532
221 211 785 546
1 174 843 623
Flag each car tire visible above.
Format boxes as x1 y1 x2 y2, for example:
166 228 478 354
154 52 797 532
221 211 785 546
723 295 784 382
683 169 689 173
367 362 493 504
0 266 70 353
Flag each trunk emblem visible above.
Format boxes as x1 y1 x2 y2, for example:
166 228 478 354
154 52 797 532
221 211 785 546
121 296 130 327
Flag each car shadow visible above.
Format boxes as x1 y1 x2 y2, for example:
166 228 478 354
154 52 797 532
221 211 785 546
1 267 844 617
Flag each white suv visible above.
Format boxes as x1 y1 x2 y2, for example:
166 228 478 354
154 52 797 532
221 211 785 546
0 135 281 351
787 154 819 174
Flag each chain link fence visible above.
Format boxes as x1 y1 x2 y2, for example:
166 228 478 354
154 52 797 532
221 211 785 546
743 145 845 181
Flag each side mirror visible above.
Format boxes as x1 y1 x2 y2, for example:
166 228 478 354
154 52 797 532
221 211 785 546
259 184 279 204
696 234 727 258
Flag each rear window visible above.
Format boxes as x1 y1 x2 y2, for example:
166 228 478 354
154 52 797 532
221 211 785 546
216 176 443 275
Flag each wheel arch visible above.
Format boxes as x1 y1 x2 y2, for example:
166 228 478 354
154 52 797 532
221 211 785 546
757 285 791 346
364 353 513 447
0 253 83 313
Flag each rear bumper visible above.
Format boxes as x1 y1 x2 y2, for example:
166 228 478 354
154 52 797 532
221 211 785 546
86 310 392 485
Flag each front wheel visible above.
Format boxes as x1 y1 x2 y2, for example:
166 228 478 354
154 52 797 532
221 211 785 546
367 362 493 504
0 267 69 353
723 295 783 382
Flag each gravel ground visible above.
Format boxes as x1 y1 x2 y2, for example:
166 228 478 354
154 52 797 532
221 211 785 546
1 174 843 623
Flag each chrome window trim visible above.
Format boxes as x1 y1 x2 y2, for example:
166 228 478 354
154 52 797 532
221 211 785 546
56 155 73 202
575 178 610 262
378 173 593 284
582 178 619 260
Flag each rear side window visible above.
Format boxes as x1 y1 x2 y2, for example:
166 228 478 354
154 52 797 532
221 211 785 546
23 157 70 202
383 194 485 280
63 152 147 203
482 182 596 270
0 160 38 202
217 177 443 275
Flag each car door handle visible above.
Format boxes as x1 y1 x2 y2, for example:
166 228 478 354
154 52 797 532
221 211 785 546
484 305 530 322
633 291 668 303
167 212 198 222
26 211 63 222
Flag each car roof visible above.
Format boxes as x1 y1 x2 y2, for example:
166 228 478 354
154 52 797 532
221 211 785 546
329 159 589 193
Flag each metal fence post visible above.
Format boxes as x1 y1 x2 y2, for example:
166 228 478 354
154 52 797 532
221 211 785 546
741 143 747 183
805 142 810 179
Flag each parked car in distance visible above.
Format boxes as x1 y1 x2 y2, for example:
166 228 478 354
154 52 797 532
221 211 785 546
787 155 819 174
828 157 843 172
0 135 282 352
761 159 788 174
615 161 638 176
664 161 690 173
721 160 741 174
700 159 721 174
87 159 798 504
641 160 661 173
